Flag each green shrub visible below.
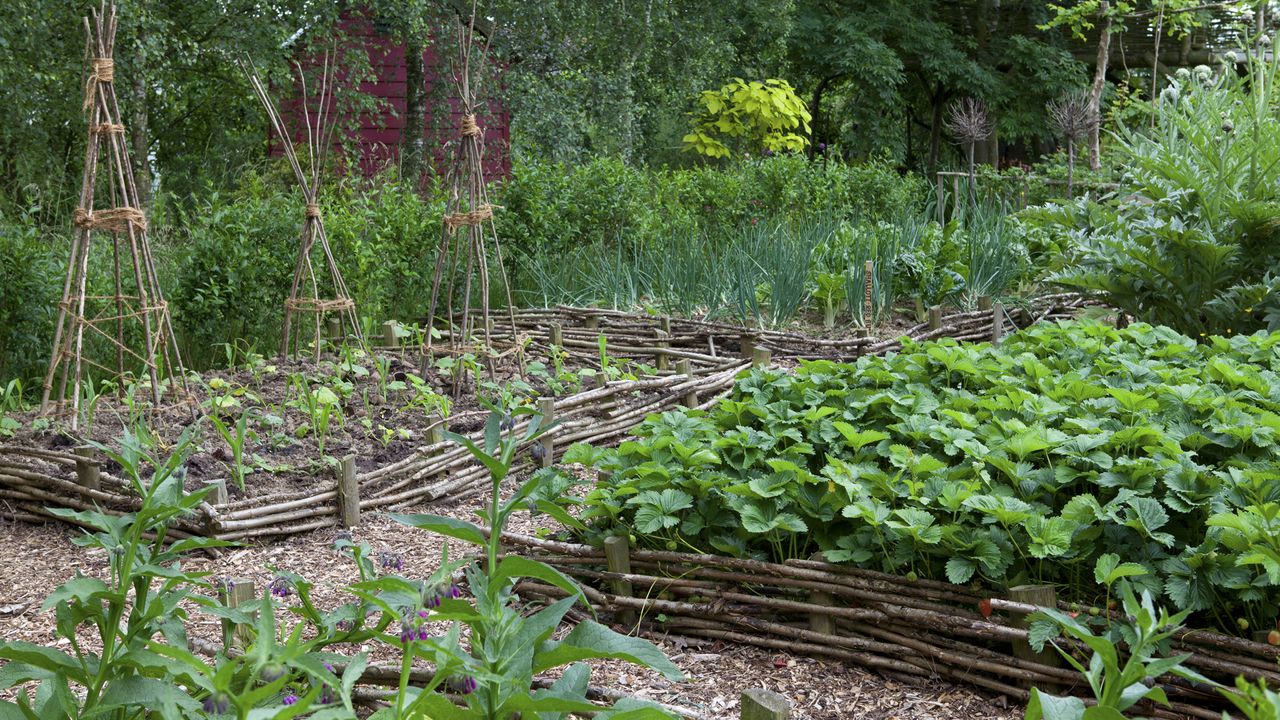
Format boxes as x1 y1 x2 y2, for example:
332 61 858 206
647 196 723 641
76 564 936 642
1046 54 1280 337
0 209 63 385
169 171 444 366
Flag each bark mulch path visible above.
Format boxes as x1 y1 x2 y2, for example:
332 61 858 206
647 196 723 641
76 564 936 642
0 495 1020 720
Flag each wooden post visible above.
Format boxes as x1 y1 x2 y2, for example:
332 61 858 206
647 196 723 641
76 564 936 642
426 412 444 446
207 478 228 506
548 321 563 348
977 295 993 311
73 445 100 492
808 553 835 635
538 397 555 468
752 347 772 368
654 329 670 371
1010 584 1059 679
992 302 1004 345
382 321 399 349
677 359 698 408
604 535 637 628
219 579 256 650
741 688 791 720
659 316 672 335
863 260 874 327
928 306 943 331
326 317 342 345
740 333 755 360
337 454 359 528
584 314 600 330
855 327 870 339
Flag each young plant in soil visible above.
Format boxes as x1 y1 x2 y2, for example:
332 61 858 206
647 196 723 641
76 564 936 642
207 409 255 491
384 404 683 719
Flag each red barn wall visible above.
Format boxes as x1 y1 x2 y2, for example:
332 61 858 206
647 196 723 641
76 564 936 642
269 11 511 186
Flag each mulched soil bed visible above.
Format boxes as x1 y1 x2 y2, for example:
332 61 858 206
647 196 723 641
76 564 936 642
0 489 1020 720
7 346 600 501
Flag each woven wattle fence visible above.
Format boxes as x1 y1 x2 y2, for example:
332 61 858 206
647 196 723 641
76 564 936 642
502 532 1276 720
0 295 1090 540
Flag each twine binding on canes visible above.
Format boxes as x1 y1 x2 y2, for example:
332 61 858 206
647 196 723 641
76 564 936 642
84 58 114 110
72 207 148 233
443 203 496 233
460 114 481 137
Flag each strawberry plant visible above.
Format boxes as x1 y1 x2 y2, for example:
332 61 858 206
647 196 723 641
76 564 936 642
546 320 1280 636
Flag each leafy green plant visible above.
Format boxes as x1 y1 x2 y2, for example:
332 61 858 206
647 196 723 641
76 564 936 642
1024 585 1213 720
683 78 811 158
0 427 235 717
1046 48 1280 338
546 320 1280 635
1221 676 1280 719
288 373 342 455
383 405 684 719
208 409 255 491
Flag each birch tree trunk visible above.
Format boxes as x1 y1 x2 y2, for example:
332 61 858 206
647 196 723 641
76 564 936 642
1087 1 1112 171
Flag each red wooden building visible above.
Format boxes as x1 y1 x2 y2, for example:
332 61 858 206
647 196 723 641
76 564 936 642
270 10 510 185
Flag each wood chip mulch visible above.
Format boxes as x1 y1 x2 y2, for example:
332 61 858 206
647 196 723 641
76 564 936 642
0 498 1020 720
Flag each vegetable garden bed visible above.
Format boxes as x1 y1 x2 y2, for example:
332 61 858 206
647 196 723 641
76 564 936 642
0 295 1087 541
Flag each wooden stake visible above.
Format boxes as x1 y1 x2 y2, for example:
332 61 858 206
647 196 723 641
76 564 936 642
326 316 342 348
383 321 399 349
604 535 638 628
928 306 943 331
73 445 100 492
538 397 555 468
207 478 228 506
752 347 772 368
740 333 755 360
219 579 256 650
426 412 444 446
741 688 791 720
337 454 359 528
584 314 600 330
992 303 1004 345
864 260 874 327
808 552 836 635
1009 584 1059 681
677 359 698 408
977 295 993 311
654 329 670 372
548 321 563 349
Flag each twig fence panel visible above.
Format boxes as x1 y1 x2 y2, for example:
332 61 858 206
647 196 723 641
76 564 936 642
0 295 1090 540
502 532 1272 720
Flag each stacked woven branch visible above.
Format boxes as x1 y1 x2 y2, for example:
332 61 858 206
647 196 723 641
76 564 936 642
0 294 1089 541
411 293 1092 365
0 364 745 541
503 533 1277 720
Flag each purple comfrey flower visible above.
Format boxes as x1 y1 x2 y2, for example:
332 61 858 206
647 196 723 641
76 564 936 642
319 685 335 705
323 661 335 673
202 692 231 714
282 694 298 705
378 551 403 573
446 583 462 599
269 575 292 599
449 675 478 695
417 626 430 641
417 609 430 619
399 620 415 645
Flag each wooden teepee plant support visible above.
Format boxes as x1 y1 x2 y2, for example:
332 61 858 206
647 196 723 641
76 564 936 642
242 54 363 361
422 4 519 395
41 2 188 430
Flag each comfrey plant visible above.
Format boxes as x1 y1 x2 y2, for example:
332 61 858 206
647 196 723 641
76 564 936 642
1024 583 1214 720
0 427 379 718
375 403 684 719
